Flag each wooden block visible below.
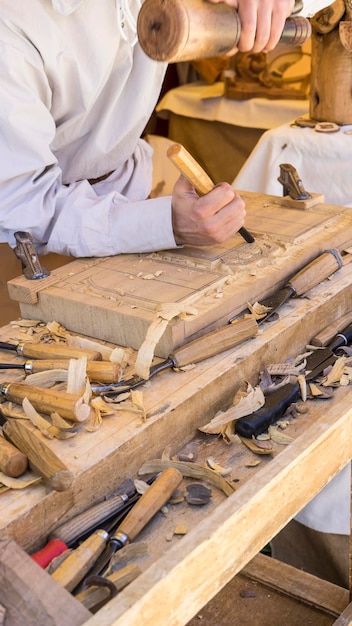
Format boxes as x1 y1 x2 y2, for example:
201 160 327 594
0 538 91 626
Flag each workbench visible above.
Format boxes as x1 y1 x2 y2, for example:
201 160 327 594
1 253 352 624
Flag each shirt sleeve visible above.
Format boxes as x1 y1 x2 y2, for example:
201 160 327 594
0 43 177 258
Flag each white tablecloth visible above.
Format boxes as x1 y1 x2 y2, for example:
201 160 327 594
156 82 309 130
233 121 352 208
233 120 352 534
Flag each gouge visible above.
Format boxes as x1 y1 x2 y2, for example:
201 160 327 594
167 143 254 244
51 467 183 592
91 316 258 396
229 249 343 324
0 359 121 384
235 322 352 437
0 382 92 422
0 340 102 361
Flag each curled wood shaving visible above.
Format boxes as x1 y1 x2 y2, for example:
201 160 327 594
138 459 236 496
134 479 150 495
134 303 198 380
0 470 41 490
66 357 87 395
247 301 272 320
268 425 294 445
23 369 68 387
173 524 187 535
206 457 232 476
130 390 146 422
239 436 274 455
322 356 347 386
199 382 265 435
297 374 307 402
22 398 55 438
267 363 304 377
91 397 117 416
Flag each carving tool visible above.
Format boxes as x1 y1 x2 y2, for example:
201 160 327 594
31 475 159 567
0 359 121 384
50 467 183 591
0 340 102 361
229 249 343 324
137 0 311 63
91 316 258 396
235 322 352 437
0 382 92 422
0 433 28 478
13 231 50 280
167 142 255 244
1 417 74 491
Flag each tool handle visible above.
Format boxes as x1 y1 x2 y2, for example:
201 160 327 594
0 382 92 422
3 418 73 491
235 382 300 438
19 341 102 361
51 530 109 592
288 250 342 296
311 312 352 346
28 359 122 384
50 494 128 546
172 317 257 368
116 467 183 542
0 433 28 477
329 322 352 351
137 0 311 62
31 538 68 568
167 143 254 244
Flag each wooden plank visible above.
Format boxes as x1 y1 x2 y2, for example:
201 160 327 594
242 553 349 617
0 538 91 626
333 603 352 625
7 192 352 356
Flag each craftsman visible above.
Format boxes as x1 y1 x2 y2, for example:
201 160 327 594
0 0 295 262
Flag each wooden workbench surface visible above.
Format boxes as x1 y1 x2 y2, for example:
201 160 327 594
1 262 352 625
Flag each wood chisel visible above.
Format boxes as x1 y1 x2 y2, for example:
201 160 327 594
0 340 102 361
50 467 182 592
0 358 121 384
167 142 255 244
91 316 258 396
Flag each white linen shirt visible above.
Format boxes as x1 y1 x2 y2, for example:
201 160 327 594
0 0 175 257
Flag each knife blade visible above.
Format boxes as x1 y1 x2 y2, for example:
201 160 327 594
229 249 343 324
91 316 257 396
235 322 352 438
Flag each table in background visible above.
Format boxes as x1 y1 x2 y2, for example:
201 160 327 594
156 82 309 184
233 121 352 208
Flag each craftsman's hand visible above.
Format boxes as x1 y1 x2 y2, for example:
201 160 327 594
208 0 295 52
171 176 246 246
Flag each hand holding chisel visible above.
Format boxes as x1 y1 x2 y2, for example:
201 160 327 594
167 143 255 245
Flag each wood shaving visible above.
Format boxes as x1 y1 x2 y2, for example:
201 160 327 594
134 478 150 495
297 374 307 402
130 390 146 422
268 425 294 445
0 470 41 490
239 436 274 455
66 357 87 395
138 459 236 496
206 457 232 476
22 369 68 387
322 356 347 386
173 524 187 535
199 382 265 436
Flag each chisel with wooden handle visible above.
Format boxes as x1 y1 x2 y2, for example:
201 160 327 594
167 143 254 244
0 359 121 384
0 433 28 477
31 475 159 567
229 249 343 324
91 316 258 395
0 340 102 361
51 467 183 591
0 382 92 422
